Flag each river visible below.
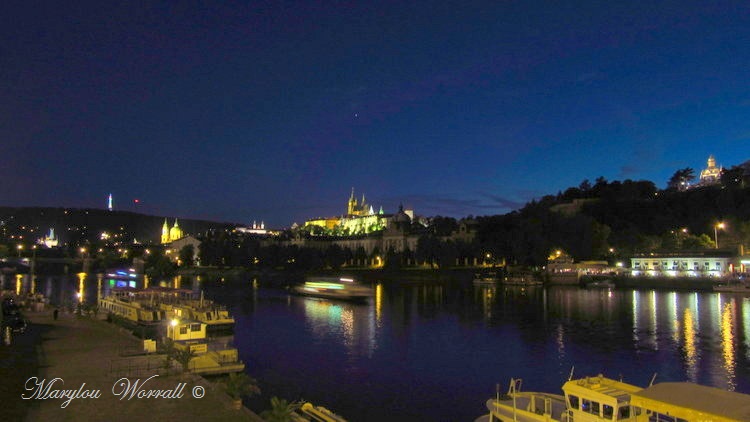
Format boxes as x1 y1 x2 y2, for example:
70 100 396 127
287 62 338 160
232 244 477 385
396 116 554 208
5 273 750 421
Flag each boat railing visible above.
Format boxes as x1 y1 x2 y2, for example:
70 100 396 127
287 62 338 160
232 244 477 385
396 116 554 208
507 378 522 395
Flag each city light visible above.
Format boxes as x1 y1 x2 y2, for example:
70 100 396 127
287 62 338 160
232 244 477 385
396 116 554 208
714 222 726 249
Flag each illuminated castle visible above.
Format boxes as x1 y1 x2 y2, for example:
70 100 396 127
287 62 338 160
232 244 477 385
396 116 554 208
161 219 184 244
347 188 375 216
699 155 723 185
305 189 388 235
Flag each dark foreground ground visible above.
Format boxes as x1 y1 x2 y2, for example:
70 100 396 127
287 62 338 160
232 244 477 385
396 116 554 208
5 308 263 422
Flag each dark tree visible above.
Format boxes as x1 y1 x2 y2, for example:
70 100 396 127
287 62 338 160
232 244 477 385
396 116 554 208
667 168 695 191
179 244 194 267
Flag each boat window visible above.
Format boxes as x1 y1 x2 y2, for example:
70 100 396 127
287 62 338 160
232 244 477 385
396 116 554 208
568 395 579 410
603 404 614 419
618 405 631 419
648 412 675 422
180 326 188 335
206 312 212 320
191 323 201 332
581 399 600 416
591 401 600 415
581 399 591 413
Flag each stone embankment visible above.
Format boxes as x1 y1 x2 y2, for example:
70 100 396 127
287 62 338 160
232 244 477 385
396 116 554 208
22 309 263 421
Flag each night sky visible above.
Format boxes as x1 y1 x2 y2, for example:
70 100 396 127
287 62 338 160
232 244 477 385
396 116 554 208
3 1 749 227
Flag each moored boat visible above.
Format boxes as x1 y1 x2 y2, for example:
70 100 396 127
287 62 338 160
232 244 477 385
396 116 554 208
474 272 499 285
165 291 235 333
503 273 543 286
166 318 244 375
292 276 373 302
98 288 169 330
713 279 750 293
295 402 348 421
476 373 750 422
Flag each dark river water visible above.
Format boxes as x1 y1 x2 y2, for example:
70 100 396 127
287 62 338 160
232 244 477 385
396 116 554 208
5 273 750 421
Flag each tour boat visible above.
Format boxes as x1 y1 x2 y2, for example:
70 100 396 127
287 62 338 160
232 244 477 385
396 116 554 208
475 373 750 422
292 276 373 302
166 293 235 333
503 273 543 286
98 288 169 328
473 272 500 285
165 318 244 375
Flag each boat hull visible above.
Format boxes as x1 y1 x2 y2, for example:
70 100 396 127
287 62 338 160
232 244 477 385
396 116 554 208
292 287 372 302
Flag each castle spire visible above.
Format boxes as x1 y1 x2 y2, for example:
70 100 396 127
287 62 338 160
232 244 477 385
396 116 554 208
161 219 170 244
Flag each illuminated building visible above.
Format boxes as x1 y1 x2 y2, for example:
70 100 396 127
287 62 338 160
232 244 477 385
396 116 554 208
304 189 391 236
630 251 735 278
546 251 621 284
161 219 184 244
236 221 269 235
107 193 113 211
167 235 201 266
36 228 59 248
698 155 723 186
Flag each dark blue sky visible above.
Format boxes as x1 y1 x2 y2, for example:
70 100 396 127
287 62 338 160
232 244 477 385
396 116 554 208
2 1 749 227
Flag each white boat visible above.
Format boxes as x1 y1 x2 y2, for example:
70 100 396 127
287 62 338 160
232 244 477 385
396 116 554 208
292 276 373 302
476 373 750 422
503 273 543 286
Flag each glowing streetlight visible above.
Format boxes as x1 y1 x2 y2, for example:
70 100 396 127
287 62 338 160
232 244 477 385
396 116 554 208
16 244 23 257
714 222 726 249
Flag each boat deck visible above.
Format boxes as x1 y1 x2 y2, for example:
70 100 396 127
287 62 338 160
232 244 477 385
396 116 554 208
486 393 569 422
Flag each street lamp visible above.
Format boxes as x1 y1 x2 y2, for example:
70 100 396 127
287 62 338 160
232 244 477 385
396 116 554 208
714 222 725 249
16 244 23 257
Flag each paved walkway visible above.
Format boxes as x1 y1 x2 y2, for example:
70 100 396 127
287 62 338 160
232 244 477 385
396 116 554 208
23 309 264 422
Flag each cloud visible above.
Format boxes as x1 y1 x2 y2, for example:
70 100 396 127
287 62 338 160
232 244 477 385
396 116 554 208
382 192 524 218
618 165 641 179
482 193 525 210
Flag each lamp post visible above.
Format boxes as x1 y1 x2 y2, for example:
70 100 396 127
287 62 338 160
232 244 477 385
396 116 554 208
714 222 725 249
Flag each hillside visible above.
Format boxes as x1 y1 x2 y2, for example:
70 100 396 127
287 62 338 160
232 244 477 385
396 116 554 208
0 207 237 246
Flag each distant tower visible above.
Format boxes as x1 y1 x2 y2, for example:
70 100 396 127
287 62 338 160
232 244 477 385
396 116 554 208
699 154 723 185
161 219 170 244
347 188 357 215
108 193 113 211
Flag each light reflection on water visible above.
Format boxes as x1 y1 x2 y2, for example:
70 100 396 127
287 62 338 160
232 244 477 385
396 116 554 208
5 274 750 421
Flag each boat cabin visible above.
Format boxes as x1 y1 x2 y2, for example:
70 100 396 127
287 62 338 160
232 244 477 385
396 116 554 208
562 375 643 421
167 319 208 354
629 382 750 422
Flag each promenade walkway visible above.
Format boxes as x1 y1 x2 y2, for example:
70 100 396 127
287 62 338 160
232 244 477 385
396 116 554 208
22 309 264 422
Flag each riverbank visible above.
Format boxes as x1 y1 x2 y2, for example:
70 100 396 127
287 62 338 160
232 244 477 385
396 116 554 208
22 309 263 421
181 266 482 286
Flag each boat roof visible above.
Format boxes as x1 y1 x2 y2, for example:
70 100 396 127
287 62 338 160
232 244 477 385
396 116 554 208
631 382 750 421
563 375 643 403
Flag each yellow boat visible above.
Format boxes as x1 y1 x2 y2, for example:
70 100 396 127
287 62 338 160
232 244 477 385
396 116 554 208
476 373 750 422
